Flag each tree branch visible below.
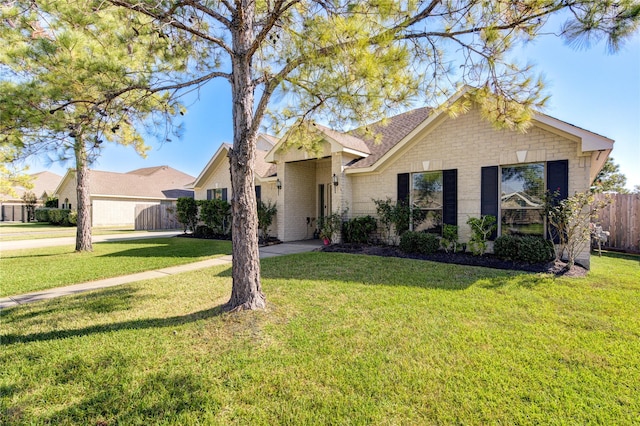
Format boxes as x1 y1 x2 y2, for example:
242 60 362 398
107 0 234 55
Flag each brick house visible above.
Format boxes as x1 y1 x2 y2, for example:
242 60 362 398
196 90 613 267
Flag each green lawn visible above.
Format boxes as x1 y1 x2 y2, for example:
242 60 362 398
1 252 638 425
0 238 232 297
0 222 137 241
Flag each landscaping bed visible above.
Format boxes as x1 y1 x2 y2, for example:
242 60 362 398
321 243 588 277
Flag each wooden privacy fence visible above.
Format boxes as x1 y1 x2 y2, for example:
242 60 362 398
593 193 640 253
134 204 180 230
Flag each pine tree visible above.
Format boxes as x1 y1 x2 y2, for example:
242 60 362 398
594 157 629 193
1 1 194 250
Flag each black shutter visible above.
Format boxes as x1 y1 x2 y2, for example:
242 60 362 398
221 188 228 201
546 160 569 203
207 189 212 201
481 166 499 240
442 169 457 226
397 173 410 204
546 160 569 243
255 185 261 202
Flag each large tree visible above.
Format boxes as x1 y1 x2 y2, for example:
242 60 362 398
44 0 640 309
1 0 197 250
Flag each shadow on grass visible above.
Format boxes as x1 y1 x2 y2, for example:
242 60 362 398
2 287 144 322
41 370 219 425
256 252 544 291
595 250 640 264
97 238 232 259
1 304 227 346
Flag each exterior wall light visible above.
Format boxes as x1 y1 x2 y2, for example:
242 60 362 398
332 173 339 192
276 178 282 193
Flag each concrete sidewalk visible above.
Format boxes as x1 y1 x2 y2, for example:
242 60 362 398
0 240 323 309
0 230 183 251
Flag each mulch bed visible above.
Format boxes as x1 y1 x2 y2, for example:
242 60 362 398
320 243 588 277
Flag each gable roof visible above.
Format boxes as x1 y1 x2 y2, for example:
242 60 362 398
10 171 63 201
347 107 431 169
192 136 277 189
55 166 194 200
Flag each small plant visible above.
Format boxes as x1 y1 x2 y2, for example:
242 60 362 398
176 197 198 233
399 231 440 255
257 200 277 242
319 213 343 243
545 190 611 268
440 224 459 253
342 215 377 244
466 215 497 256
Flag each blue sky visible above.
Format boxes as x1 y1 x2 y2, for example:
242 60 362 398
28 29 640 191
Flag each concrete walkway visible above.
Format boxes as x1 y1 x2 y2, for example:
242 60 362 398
0 240 323 309
0 230 183 251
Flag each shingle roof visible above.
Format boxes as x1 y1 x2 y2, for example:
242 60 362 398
87 166 194 199
12 171 62 201
256 149 277 178
347 107 431 169
310 123 371 154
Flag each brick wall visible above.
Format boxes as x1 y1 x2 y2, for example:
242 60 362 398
349 108 595 267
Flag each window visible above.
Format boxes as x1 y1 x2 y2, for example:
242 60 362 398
255 185 261 203
411 171 443 234
206 188 227 201
500 163 544 236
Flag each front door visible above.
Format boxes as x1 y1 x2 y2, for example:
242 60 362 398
318 183 332 223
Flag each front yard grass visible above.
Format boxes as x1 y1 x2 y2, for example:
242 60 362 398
1 252 638 424
0 238 232 297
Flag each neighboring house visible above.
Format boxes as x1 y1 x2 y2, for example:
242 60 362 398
1 171 62 222
54 166 194 228
191 134 280 237
196 90 613 268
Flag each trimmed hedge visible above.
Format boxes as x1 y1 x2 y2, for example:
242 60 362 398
34 208 75 226
399 231 440 255
494 235 554 264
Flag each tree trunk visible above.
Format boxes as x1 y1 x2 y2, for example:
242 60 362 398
75 135 93 252
225 1 266 311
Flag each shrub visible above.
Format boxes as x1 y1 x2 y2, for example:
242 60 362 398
68 210 78 226
194 224 214 239
441 224 459 253
44 197 58 208
257 200 277 241
199 199 231 236
373 198 426 244
342 215 377 244
319 213 343 243
34 208 50 223
39 208 72 226
467 215 497 256
176 197 198 233
494 235 554 263
399 231 440 255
